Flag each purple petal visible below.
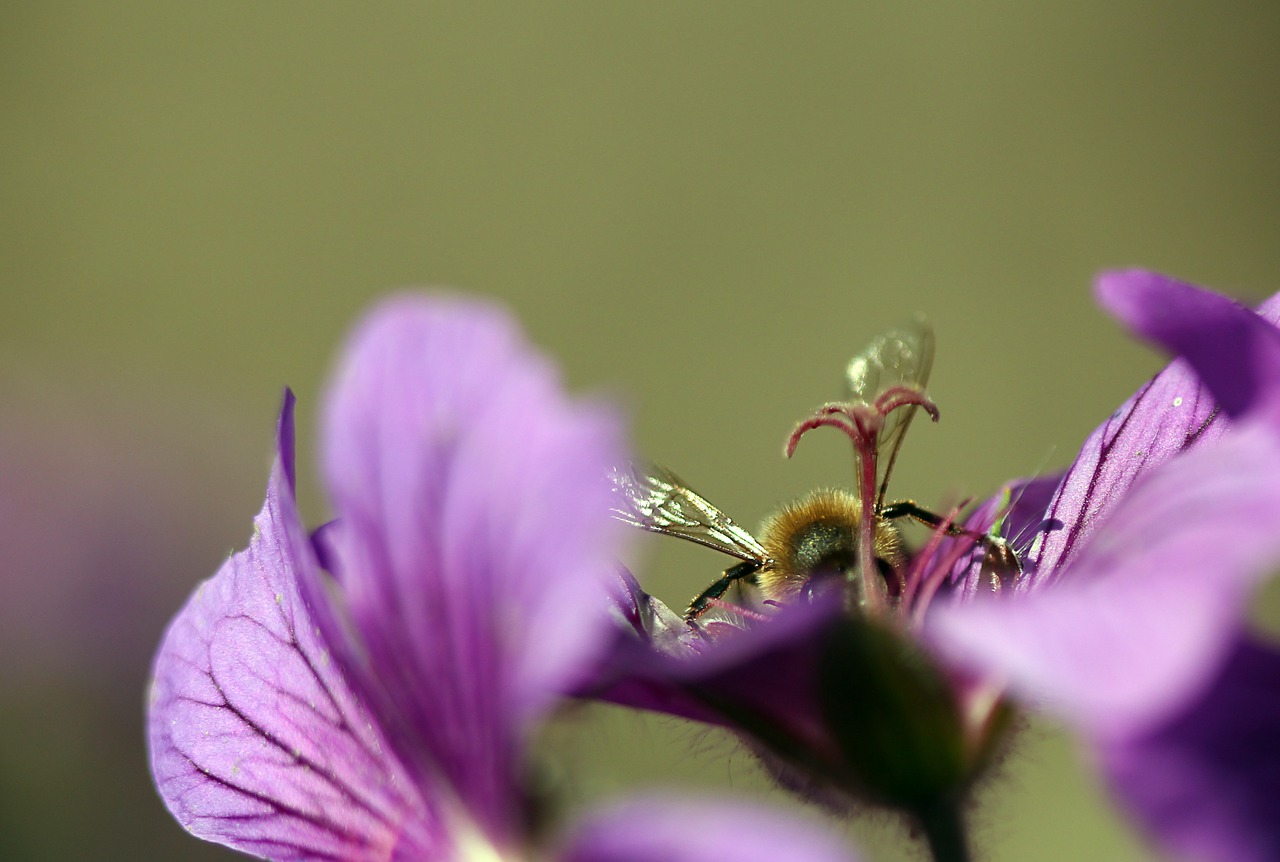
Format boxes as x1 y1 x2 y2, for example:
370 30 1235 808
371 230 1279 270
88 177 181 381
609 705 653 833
927 422 1280 738
1101 632 1280 862
603 565 706 660
1097 270 1280 426
147 394 437 861
577 569 731 726
587 595 851 763
1031 274 1280 586
1026 358 1226 587
315 295 626 838
558 796 860 862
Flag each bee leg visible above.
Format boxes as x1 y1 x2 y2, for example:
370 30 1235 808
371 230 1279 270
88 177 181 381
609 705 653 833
881 499 975 536
978 538 1022 592
880 499 1022 589
685 560 763 621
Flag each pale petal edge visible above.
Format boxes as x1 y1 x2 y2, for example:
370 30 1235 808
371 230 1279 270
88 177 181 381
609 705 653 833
558 796 860 862
147 392 437 862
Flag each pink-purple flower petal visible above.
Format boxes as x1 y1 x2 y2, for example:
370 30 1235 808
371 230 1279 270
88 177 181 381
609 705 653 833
590 575 846 742
147 394 437 861
1025 360 1224 589
1100 632 1280 862
313 295 626 841
928 421 1280 739
1030 273 1280 587
558 796 860 862
1097 270 1280 426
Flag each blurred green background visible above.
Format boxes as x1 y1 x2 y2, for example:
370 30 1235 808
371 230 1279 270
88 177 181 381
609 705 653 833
3 3 1279 860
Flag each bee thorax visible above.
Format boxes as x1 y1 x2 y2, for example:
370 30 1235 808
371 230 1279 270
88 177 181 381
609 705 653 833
756 490 903 602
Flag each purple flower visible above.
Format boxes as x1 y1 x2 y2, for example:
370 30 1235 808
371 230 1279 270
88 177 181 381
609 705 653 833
589 272 1280 862
146 295 862 862
930 271 1280 862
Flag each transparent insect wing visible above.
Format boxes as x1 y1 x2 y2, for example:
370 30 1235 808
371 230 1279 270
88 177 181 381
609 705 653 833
608 461 770 563
844 321 935 509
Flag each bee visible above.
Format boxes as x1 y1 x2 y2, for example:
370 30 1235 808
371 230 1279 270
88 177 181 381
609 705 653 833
609 323 1016 622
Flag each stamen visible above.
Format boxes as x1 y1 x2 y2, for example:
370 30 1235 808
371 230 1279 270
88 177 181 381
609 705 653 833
785 403 880 459
784 387 941 618
784 413 857 458
874 386 941 423
902 504 968 619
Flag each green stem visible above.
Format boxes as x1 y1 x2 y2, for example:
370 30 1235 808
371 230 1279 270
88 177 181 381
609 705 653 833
918 800 971 862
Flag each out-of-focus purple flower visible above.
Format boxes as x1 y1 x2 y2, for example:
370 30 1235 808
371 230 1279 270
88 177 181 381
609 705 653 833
0 383 259 686
146 295 862 862
0 381 264 860
588 271 1280 862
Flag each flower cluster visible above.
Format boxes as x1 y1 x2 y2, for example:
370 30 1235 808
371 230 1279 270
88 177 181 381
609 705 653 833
149 272 1280 862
